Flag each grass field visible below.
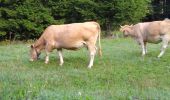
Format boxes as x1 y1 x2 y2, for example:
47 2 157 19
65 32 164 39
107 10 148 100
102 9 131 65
1 38 170 100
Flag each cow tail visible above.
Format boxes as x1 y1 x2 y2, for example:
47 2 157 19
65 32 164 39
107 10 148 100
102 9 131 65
97 24 102 56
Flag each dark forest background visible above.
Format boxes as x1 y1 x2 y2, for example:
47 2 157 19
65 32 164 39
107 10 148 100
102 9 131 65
0 0 170 41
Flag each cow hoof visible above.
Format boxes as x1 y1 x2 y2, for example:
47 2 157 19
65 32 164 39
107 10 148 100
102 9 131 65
157 56 161 59
87 66 92 69
157 56 161 58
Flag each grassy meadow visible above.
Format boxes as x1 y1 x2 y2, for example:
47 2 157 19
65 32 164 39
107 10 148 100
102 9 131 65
0 38 170 99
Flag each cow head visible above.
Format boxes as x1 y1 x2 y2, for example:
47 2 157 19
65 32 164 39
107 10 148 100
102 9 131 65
120 25 133 37
29 44 41 61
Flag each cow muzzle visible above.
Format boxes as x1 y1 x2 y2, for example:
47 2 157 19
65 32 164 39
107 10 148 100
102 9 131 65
123 34 128 37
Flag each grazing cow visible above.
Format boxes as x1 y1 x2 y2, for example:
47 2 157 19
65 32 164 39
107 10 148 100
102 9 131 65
29 21 102 68
120 19 170 58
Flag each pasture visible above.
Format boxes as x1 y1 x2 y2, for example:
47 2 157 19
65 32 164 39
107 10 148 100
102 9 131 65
0 38 170 99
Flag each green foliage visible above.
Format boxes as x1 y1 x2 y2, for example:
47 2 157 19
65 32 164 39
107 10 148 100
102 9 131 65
0 31 6 36
0 0 151 40
114 0 150 24
0 0 56 40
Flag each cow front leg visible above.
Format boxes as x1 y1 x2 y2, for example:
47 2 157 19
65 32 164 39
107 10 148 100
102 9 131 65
88 45 96 69
45 51 49 64
158 39 169 58
144 42 147 54
141 43 146 56
138 39 146 56
58 50 64 66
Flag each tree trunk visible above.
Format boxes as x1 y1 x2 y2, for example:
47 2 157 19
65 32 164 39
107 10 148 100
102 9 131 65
105 21 112 37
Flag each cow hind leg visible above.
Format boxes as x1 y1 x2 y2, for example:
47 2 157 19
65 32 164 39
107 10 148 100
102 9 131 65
158 37 169 58
144 42 147 54
87 45 97 69
58 50 64 66
45 51 50 64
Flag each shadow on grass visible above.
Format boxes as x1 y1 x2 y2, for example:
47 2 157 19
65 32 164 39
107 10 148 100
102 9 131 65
26 56 89 69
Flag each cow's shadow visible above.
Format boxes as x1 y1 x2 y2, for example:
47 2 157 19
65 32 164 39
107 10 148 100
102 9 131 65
37 55 89 68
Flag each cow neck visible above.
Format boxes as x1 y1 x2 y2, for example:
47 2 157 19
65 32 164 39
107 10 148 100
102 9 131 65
34 36 45 52
129 29 137 38
131 33 137 38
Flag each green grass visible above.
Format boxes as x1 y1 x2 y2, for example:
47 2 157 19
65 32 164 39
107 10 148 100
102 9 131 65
1 38 170 100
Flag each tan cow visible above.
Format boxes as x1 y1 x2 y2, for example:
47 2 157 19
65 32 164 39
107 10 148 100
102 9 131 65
120 19 170 58
30 21 102 68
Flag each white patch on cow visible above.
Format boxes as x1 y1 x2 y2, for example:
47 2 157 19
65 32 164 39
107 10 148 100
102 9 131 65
58 51 64 66
45 57 49 64
88 52 95 68
45 52 49 64
52 41 56 47
142 45 146 56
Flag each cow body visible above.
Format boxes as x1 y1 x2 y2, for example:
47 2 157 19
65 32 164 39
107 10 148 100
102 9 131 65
120 19 170 57
30 22 102 68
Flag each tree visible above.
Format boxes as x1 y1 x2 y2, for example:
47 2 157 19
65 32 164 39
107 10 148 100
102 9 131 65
48 0 151 36
0 0 151 40
145 0 170 21
0 0 56 41
95 0 150 35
